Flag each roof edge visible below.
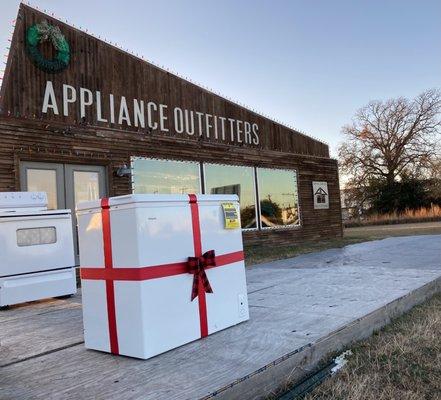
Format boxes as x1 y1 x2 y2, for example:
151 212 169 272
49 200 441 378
19 2 329 149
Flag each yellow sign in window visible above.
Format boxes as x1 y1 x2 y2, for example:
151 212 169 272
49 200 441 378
222 202 240 229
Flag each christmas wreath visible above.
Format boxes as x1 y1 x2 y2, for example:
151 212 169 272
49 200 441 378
26 20 70 73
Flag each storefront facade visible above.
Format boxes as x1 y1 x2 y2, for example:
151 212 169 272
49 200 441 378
0 4 342 252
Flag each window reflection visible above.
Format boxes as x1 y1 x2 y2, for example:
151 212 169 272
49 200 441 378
132 158 200 194
74 171 100 205
131 158 301 230
26 169 58 209
257 168 300 228
204 164 257 229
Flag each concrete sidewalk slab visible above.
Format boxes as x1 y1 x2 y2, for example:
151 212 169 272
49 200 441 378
0 235 440 400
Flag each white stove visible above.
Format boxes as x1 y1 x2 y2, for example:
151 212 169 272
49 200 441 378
0 192 76 307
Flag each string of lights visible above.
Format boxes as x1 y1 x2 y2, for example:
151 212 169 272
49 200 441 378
3 1 329 146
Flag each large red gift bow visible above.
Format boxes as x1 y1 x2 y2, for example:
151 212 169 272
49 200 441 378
80 194 244 355
187 249 215 301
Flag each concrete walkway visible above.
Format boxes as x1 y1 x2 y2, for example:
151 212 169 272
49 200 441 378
1 235 440 400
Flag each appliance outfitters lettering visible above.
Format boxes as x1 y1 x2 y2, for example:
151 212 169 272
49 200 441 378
42 81 260 145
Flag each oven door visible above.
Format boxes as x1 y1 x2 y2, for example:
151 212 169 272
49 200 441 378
0 211 75 277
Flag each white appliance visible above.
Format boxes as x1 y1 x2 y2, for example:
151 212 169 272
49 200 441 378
0 192 76 307
77 194 249 359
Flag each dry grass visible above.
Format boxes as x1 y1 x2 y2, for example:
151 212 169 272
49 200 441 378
346 205 441 227
304 294 441 400
344 221 441 239
244 237 367 266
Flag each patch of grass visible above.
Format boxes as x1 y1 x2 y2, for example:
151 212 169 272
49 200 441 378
304 294 441 400
244 237 369 266
345 222 441 239
345 205 441 228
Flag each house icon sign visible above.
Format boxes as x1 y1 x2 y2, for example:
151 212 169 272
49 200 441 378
314 187 328 204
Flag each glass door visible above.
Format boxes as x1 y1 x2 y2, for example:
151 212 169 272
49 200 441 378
20 162 65 210
65 165 106 260
20 162 107 264
64 165 106 211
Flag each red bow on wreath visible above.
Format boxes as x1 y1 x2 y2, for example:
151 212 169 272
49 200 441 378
188 250 216 301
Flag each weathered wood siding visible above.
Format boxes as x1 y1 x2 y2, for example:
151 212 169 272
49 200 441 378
0 4 329 158
0 4 342 245
0 117 342 245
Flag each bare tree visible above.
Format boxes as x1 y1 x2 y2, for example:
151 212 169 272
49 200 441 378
339 89 441 188
427 157 441 202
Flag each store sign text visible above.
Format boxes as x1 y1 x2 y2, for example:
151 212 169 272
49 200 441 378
41 81 260 145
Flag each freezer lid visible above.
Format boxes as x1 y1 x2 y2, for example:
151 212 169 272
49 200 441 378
76 194 239 212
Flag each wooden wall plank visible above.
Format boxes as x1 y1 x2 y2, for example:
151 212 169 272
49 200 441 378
0 117 342 245
0 4 342 246
0 4 329 158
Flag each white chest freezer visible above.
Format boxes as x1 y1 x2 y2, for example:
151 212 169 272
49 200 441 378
0 192 76 307
77 194 249 359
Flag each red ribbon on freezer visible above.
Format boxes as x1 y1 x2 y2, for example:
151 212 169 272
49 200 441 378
80 195 244 355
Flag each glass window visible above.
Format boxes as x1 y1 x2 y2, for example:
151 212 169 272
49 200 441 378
17 227 57 246
204 164 257 229
257 168 300 228
26 169 58 209
74 171 100 205
132 158 200 194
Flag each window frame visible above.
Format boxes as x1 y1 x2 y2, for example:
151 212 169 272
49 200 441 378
130 156 303 232
256 167 302 231
202 162 259 231
130 156 202 195
20 162 65 210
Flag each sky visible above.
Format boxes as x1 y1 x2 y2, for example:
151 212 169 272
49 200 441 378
1 0 440 157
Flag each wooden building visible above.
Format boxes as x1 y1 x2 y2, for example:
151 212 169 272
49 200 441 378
0 4 342 256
